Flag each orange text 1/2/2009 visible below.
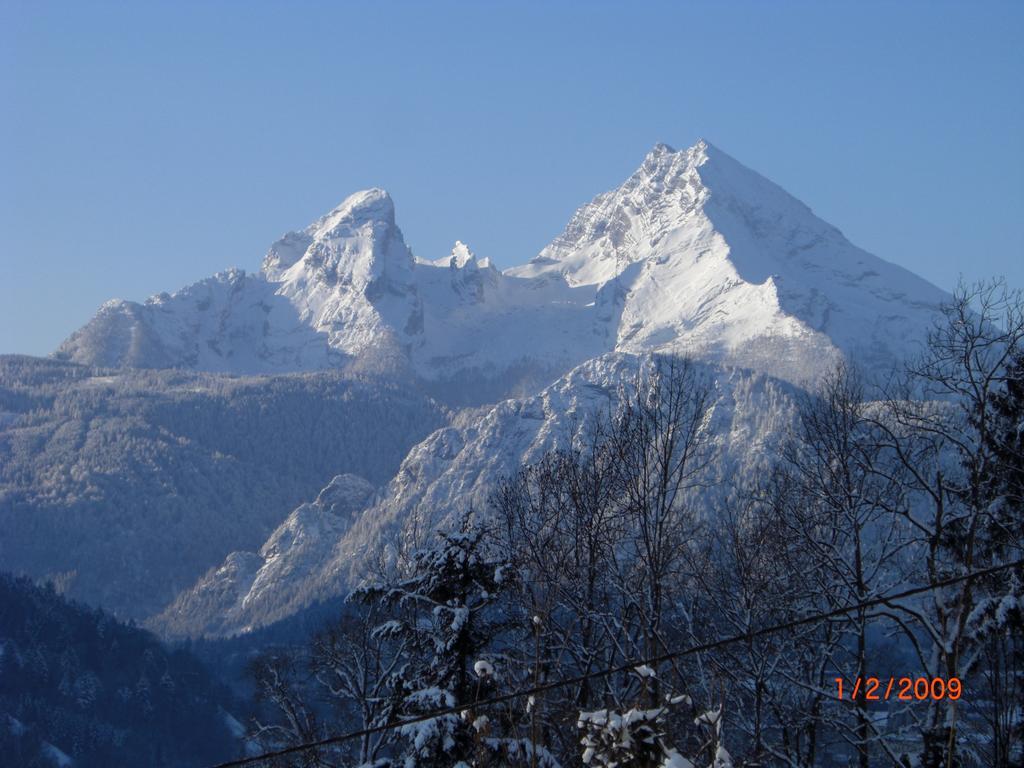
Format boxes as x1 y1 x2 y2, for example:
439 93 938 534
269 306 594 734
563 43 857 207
834 677 962 702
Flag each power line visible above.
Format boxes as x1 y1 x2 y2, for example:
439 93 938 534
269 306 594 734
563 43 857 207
209 557 1023 768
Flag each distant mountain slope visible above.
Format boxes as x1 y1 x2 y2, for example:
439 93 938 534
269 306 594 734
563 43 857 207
56 141 949 390
0 572 239 767
156 353 801 638
0 355 446 618
151 473 376 638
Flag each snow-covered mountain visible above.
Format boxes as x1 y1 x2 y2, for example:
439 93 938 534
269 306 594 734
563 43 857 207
153 353 801 638
37 139 960 633
56 141 949 392
56 189 601 393
511 141 950 381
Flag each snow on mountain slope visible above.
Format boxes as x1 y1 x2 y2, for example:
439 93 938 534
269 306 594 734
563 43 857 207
56 190 602 393
269 189 423 370
55 269 337 372
55 190 418 375
158 353 800 638
56 140 949 393
510 140 950 382
150 474 375 638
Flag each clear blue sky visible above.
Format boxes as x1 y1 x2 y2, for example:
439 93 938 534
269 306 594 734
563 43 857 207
2 1 1022 356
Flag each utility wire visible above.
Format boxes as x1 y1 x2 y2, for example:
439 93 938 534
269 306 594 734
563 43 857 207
209 557 1023 768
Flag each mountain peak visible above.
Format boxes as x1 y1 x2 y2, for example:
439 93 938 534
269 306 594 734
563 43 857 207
505 140 948 382
261 189 398 280
526 137 836 288
647 141 677 156
281 187 414 295
512 141 715 286
635 139 714 188
639 139 737 180
450 240 477 268
309 188 395 240
642 138 713 164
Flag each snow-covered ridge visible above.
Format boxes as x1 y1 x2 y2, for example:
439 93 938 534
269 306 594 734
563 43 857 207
156 353 802 638
150 474 376 638
56 140 950 393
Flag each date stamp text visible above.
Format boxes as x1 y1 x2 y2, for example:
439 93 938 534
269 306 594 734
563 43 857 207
834 677 962 701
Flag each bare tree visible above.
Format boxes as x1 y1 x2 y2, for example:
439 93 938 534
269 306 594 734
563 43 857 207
491 355 719 762
248 653 331 767
491 416 642 763
769 362 911 767
309 603 409 766
606 357 718 704
868 279 1024 767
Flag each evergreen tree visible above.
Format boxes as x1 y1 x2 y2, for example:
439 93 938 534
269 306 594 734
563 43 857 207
0 573 238 767
353 514 515 767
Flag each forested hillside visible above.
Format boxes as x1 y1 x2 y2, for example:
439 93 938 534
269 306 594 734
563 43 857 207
0 573 240 767
0 357 448 618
